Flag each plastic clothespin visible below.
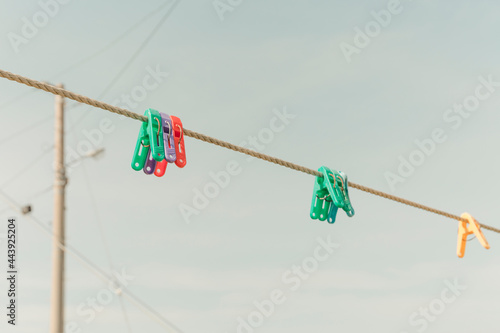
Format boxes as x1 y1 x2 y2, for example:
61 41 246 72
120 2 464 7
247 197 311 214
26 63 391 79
146 108 165 162
310 166 355 223
154 113 177 177
143 150 156 175
310 172 333 222
457 212 490 258
131 119 149 171
170 115 186 168
131 108 165 171
322 168 355 218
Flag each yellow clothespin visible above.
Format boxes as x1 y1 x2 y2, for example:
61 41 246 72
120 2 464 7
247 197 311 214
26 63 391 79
457 212 490 258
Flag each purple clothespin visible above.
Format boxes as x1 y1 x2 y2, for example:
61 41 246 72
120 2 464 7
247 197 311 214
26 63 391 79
143 149 156 175
160 113 176 163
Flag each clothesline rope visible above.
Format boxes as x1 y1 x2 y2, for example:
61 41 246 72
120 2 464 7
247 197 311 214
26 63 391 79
1 68 498 234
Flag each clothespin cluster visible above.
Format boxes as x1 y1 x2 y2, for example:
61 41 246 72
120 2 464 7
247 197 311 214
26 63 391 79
457 212 490 258
310 166 355 223
131 108 186 176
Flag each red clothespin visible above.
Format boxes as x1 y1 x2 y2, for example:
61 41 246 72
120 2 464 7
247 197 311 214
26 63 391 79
457 212 490 258
170 115 186 168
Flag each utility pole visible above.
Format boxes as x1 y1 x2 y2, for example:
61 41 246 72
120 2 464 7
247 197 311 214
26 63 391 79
50 83 66 333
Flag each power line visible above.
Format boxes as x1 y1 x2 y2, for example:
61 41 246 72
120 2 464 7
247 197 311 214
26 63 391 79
0 206 13 215
0 89 38 112
51 0 176 80
0 144 54 188
67 0 182 129
0 188 184 333
83 161 133 333
0 68 499 234
31 213 184 333
97 0 182 99
28 184 53 201
68 113 133 333
0 0 174 114
0 114 52 148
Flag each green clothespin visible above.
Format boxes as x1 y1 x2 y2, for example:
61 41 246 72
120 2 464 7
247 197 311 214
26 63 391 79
321 168 355 217
131 109 165 171
310 166 355 223
310 171 333 222
338 171 355 217
145 108 165 162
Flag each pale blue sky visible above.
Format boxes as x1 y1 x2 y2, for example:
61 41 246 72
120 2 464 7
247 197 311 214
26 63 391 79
0 0 499 332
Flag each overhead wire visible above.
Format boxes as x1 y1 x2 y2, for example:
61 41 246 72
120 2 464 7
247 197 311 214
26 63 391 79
91 0 183 101
27 184 53 201
0 68 499 234
21 149 97 202
0 188 184 333
0 0 175 114
51 0 176 80
83 161 133 333
0 206 12 215
0 114 52 148
67 0 182 130
0 89 38 112
67 108 133 333
0 144 54 188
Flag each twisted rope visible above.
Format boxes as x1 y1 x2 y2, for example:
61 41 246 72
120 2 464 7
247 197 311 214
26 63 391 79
1 69 498 233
